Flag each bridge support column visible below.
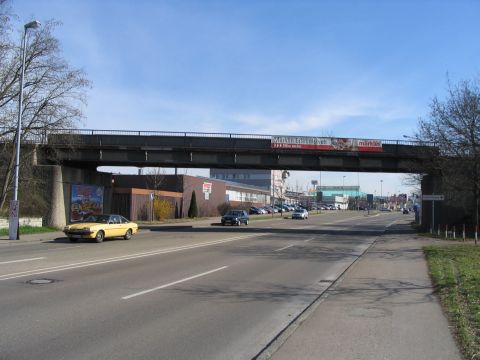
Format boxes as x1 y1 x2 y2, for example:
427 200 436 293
49 165 66 228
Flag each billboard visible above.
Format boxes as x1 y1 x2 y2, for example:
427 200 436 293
271 136 383 152
70 184 104 222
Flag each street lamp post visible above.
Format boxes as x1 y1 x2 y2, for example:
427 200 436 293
9 20 40 240
342 175 346 210
380 179 383 201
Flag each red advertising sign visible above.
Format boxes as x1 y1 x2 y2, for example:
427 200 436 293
271 136 383 152
202 182 212 193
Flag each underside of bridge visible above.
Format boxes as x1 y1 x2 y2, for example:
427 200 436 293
28 132 441 227
38 133 433 173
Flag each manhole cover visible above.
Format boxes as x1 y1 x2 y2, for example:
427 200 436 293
26 278 57 285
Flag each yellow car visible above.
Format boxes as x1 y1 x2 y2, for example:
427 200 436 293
63 214 138 243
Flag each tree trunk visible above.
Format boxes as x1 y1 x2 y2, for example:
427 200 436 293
0 143 16 211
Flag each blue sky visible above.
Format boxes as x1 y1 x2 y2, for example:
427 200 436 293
13 0 480 196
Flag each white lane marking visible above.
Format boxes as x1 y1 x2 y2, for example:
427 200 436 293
275 244 295 252
303 237 315 242
0 234 258 281
0 257 45 265
48 245 83 251
122 266 228 300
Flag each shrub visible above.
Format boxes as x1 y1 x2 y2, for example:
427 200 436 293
153 199 174 220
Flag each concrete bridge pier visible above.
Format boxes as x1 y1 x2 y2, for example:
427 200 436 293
35 165 113 228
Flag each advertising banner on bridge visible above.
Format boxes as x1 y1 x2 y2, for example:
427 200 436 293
70 184 104 222
271 136 383 152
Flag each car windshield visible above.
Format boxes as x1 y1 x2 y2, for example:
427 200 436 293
226 211 243 216
84 215 110 223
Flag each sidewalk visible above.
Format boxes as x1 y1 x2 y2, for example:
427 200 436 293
266 219 463 360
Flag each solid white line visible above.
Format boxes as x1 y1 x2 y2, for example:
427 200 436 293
303 237 315 242
122 266 228 300
0 257 45 265
0 234 257 281
275 244 295 252
49 246 83 251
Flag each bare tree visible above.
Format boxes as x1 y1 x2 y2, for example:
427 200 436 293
416 77 480 226
0 4 90 212
145 167 167 191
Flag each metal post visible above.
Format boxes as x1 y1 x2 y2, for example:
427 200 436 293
9 20 40 240
271 171 275 218
431 200 435 235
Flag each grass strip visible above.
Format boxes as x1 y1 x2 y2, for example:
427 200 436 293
0 225 58 236
424 245 480 359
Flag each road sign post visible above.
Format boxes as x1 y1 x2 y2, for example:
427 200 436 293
422 195 444 234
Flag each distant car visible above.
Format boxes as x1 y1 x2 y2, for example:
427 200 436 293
221 210 249 226
63 214 138 243
292 208 309 220
402 208 409 214
380 208 392 212
249 207 262 215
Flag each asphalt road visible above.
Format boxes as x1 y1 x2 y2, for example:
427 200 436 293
0 211 403 360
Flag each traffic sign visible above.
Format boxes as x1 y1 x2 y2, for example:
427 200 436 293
422 195 444 201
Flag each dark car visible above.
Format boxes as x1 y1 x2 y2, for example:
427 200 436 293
249 206 262 215
221 210 250 226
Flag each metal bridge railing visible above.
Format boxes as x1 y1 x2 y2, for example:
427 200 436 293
0 127 436 147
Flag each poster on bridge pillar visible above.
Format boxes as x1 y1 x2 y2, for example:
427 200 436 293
70 184 104 222
271 136 383 152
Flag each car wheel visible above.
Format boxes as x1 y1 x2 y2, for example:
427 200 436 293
68 237 77 243
124 229 132 240
95 230 105 243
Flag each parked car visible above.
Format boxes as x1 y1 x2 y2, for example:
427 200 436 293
63 214 138 243
221 210 250 226
249 206 262 215
292 208 309 220
258 207 268 214
402 208 410 214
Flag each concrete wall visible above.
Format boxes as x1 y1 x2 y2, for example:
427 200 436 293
0 217 42 229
